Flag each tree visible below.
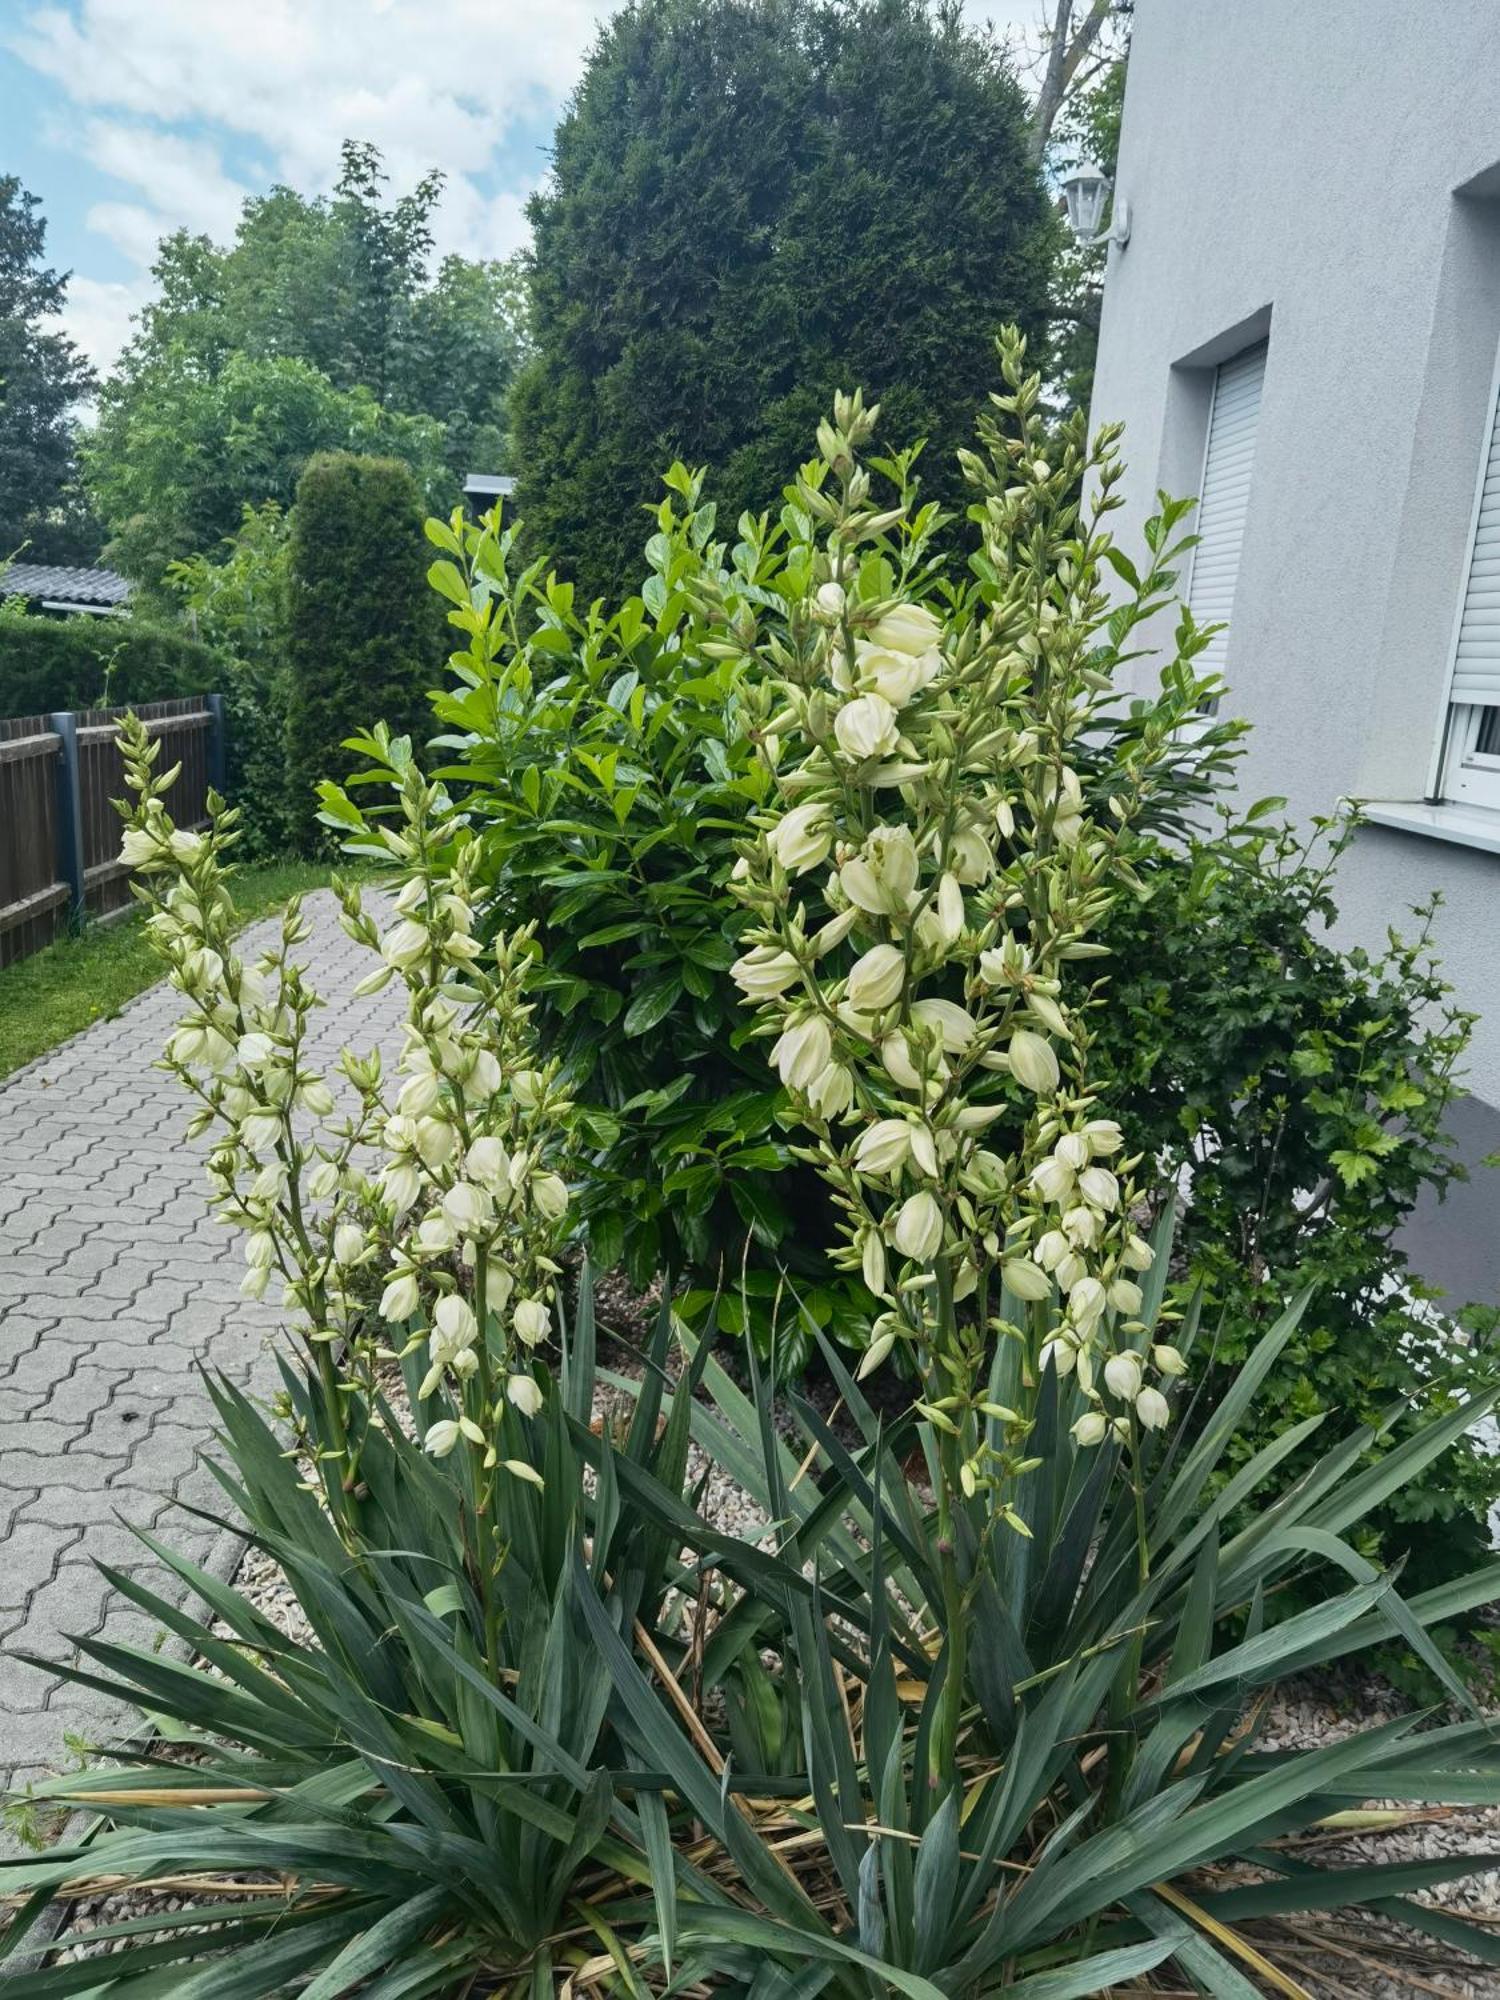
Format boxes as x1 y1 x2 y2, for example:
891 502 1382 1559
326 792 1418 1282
86 143 530 583
1028 0 1127 162
511 0 1056 601
85 350 448 589
0 177 97 562
284 453 443 845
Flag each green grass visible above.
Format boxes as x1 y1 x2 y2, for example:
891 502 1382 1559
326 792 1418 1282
0 858 341 1080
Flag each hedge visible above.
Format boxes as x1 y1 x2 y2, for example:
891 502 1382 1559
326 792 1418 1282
0 613 218 721
284 452 443 846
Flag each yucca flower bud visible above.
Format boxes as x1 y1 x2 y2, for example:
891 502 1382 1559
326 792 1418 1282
1136 1386 1170 1431
807 1062 853 1119
1069 1275 1107 1331
834 692 901 762
531 1173 570 1220
1002 1258 1051 1301
869 602 942 656
911 998 976 1054
1122 1234 1156 1271
1056 1133 1090 1171
861 1230 888 1297
507 1373 544 1417
731 945 801 999
856 1325 897 1379
768 802 833 874
332 1223 365 1266
846 943 905 1013
382 919 428 969
423 1419 461 1459
1109 1278 1144 1316
442 1181 491 1234
893 1190 943 1261
1008 1028 1059 1095
1152 1343 1187 1377
854 1118 912 1176
1071 1410 1109 1447
1030 1155 1074 1203
773 1014 833 1091
513 1298 550 1346
1103 1350 1143 1400
465 1136 510 1188
307 1160 340 1202
379 1269 420 1321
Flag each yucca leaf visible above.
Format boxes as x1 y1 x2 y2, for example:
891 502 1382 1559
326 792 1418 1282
636 1787 677 1977
671 1907 948 2000
911 1787 960 1972
298 1885 454 1999
1141 1573 1393 1702
1150 1289 1313 1549
1002 1936 1179 1998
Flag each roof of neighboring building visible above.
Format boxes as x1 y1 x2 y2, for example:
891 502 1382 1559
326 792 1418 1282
464 472 515 498
0 563 132 609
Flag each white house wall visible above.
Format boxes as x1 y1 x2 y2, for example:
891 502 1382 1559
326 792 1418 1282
1090 0 1500 1291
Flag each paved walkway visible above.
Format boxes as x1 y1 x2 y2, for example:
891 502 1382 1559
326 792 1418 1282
0 892 403 1833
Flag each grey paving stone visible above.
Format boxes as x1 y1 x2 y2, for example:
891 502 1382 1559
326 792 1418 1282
0 891 403 1847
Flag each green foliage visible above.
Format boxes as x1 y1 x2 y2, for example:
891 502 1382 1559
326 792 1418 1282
166 502 296 857
0 177 97 563
286 453 444 846
1096 805 1495 1576
85 350 449 591
417 472 842 1326
0 597 217 718
10 1257 1500 1992
511 0 1056 601
84 141 529 587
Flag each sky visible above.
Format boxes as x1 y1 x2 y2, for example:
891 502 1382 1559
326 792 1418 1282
1 0 1046 377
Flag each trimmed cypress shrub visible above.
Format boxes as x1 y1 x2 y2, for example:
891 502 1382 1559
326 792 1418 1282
0 610 216 720
284 453 442 846
512 0 1057 601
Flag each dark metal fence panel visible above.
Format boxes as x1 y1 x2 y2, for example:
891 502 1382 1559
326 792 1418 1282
0 695 221 969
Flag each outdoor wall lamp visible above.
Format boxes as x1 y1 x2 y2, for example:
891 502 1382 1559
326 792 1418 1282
1060 160 1130 250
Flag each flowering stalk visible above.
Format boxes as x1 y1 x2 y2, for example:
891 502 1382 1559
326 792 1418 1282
117 716 573 1642
713 332 1186 1766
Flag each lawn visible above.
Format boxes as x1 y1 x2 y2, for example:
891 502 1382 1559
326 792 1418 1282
0 857 340 1079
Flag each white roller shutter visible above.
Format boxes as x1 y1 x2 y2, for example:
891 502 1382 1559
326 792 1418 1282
1449 371 1500 709
1187 341 1268 676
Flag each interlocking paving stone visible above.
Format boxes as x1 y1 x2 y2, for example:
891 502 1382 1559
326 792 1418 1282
0 891 402 1849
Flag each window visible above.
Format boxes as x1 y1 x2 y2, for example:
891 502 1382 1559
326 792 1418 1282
1186 340 1269 677
1440 344 1500 810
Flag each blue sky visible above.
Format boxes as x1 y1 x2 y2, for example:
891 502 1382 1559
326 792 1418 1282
2 0 1039 374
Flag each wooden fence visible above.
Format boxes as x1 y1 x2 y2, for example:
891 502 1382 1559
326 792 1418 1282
0 695 224 971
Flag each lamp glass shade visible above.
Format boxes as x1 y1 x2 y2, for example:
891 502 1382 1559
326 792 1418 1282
1062 163 1110 241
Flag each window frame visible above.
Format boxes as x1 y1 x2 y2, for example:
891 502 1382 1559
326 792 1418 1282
1431 325 1500 805
1442 702 1500 811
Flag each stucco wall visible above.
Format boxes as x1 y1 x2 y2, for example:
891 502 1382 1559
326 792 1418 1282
1090 0 1500 1291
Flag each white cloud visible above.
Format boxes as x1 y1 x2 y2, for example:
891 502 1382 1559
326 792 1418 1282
9 0 615 365
60 272 144 372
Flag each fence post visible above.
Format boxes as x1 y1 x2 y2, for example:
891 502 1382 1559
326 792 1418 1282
48 709 85 922
205 691 227 794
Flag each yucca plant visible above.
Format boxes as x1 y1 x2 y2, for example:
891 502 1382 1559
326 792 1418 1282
577 1237 1500 1996
0 1274 772 1994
